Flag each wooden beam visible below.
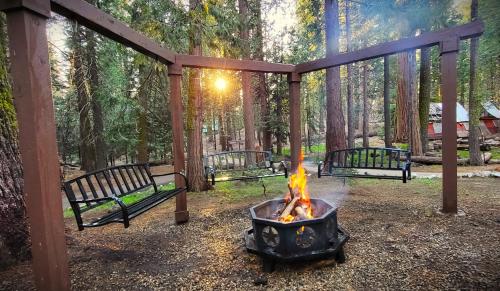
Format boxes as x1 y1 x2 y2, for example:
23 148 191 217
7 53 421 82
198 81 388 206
440 38 459 213
50 0 176 64
288 72 301 172
4 6 70 290
176 54 295 73
168 64 189 223
296 21 484 74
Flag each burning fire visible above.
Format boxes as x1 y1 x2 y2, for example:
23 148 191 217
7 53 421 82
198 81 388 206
279 151 314 223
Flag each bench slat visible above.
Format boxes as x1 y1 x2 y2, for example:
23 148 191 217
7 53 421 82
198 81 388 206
118 167 132 192
132 166 144 187
125 167 138 189
138 166 150 185
110 169 125 195
380 149 385 168
94 173 109 197
103 171 117 196
75 179 91 207
84 176 99 199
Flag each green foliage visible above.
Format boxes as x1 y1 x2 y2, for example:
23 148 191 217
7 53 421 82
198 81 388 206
458 148 500 160
44 0 499 169
0 14 17 136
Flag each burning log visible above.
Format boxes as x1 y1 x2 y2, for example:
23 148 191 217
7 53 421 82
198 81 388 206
294 206 308 220
288 183 295 198
279 197 300 220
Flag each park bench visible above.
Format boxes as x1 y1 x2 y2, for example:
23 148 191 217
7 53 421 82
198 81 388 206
203 150 288 185
63 163 187 230
318 147 412 183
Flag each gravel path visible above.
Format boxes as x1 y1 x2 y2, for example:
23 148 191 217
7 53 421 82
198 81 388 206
2 177 499 290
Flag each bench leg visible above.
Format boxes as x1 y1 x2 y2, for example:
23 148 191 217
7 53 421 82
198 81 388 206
402 170 407 183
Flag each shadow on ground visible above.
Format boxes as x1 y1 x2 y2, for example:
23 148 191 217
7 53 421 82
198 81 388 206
1 177 499 290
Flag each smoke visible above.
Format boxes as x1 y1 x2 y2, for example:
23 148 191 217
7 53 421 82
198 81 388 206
309 176 350 210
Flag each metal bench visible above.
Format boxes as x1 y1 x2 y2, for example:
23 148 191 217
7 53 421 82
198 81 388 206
203 151 288 185
318 147 412 183
63 163 187 230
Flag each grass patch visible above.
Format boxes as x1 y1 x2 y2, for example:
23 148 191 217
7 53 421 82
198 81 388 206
209 176 288 201
63 183 176 218
349 176 441 188
457 147 500 160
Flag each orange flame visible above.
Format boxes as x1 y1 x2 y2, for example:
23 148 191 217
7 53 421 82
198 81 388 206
286 151 313 220
282 215 294 223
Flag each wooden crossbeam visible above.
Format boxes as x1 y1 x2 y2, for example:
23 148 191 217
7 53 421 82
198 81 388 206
296 21 484 74
176 54 295 73
50 0 176 64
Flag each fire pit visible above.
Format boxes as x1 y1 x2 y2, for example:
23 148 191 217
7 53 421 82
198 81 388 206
244 152 349 272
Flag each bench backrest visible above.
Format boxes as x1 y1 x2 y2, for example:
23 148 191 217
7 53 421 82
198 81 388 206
324 147 410 172
203 151 272 172
63 164 156 212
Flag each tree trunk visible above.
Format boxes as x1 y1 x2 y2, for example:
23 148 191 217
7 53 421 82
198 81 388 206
226 109 233 147
0 15 30 268
71 23 95 172
345 0 354 148
305 89 313 152
419 47 431 153
254 0 271 152
186 0 208 191
356 63 363 130
318 96 325 134
239 0 256 163
459 75 466 105
408 51 422 155
394 52 410 143
218 112 227 151
207 110 213 143
325 0 346 152
87 34 106 169
137 65 149 163
362 62 369 147
468 0 483 166
86 0 106 169
383 55 392 148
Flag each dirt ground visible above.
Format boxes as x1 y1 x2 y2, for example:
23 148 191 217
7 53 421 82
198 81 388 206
1 177 499 290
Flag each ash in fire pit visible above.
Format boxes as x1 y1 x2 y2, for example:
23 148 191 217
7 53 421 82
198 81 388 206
244 152 349 272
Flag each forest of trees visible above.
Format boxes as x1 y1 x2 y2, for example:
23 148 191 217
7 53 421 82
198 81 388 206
0 0 499 266
47 0 499 176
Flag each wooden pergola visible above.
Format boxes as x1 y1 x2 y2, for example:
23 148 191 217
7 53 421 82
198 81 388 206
0 0 484 289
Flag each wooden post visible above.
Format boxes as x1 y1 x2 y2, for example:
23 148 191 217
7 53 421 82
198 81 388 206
288 72 301 172
440 38 459 213
168 64 189 223
1 1 71 289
